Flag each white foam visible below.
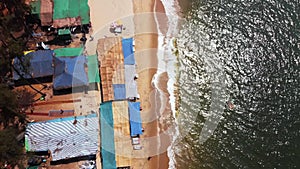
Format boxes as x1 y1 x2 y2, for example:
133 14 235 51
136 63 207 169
153 0 181 168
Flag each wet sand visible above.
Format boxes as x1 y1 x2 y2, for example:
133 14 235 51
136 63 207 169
88 0 171 168
132 0 171 168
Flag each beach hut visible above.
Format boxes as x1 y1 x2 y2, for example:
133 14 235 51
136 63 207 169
40 0 53 26
54 47 83 57
128 102 143 137
100 102 117 169
29 0 90 28
52 0 90 28
13 50 54 80
25 114 99 162
125 65 139 99
97 37 126 102
122 38 135 65
100 101 140 168
53 55 88 90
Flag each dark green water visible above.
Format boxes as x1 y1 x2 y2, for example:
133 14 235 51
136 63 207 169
174 0 300 168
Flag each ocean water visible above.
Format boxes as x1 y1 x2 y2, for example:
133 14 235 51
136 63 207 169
173 0 300 168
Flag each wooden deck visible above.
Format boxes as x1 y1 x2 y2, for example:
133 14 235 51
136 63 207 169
14 82 100 122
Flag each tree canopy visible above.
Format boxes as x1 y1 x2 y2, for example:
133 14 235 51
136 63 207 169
0 2 34 167
0 127 24 168
0 0 31 82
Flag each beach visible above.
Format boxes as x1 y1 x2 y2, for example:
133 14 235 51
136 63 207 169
132 0 174 168
87 0 173 168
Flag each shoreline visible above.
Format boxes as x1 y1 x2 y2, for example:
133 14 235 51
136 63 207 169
88 0 179 168
153 0 182 168
132 0 173 168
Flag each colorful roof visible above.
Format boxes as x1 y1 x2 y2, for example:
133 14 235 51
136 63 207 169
53 55 88 90
122 38 135 65
100 102 117 169
53 0 90 24
25 114 99 161
128 102 142 136
13 50 54 80
54 48 84 57
30 0 90 27
87 55 100 83
125 65 139 99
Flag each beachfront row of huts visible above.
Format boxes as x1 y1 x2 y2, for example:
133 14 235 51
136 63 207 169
30 0 90 28
98 37 143 169
23 37 141 169
13 48 98 90
21 16 141 169
15 1 143 169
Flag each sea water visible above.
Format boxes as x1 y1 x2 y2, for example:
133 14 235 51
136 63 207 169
172 0 300 168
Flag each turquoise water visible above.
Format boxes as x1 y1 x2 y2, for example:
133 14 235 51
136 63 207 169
174 0 300 168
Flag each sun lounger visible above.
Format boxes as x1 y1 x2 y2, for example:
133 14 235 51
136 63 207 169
131 137 140 145
133 145 142 150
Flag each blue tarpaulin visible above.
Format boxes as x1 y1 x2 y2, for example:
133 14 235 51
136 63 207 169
100 102 117 169
122 38 135 65
53 55 88 90
128 102 143 136
113 84 126 100
13 50 54 80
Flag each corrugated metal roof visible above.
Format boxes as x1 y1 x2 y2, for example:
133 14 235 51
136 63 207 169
25 114 99 161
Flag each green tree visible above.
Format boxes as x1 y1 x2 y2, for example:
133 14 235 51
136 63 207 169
0 86 32 169
0 0 31 80
0 84 24 127
0 127 24 168
0 0 46 97
16 88 35 112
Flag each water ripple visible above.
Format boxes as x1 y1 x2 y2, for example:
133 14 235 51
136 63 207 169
175 0 300 168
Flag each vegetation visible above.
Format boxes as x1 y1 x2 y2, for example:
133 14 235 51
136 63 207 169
0 127 25 168
0 1 36 168
0 84 33 168
0 0 31 81
0 85 22 127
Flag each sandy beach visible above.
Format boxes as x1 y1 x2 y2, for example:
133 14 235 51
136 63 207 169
131 0 171 168
87 0 171 168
